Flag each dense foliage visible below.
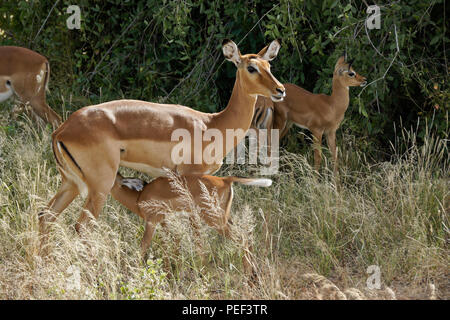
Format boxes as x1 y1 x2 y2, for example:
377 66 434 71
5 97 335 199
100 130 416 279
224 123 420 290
0 0 448 155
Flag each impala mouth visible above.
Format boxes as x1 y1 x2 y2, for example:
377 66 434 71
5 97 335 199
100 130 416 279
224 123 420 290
271 91 285 102
360 81 367 87
271 95 283 102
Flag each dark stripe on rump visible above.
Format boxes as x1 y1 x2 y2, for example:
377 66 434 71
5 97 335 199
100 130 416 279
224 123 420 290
59 141 83 174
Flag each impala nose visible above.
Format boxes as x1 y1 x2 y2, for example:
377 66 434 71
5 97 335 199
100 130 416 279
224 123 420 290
276 88 285 96
271 87 285 102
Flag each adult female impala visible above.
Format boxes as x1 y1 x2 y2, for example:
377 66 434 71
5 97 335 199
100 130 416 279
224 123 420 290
0 46 62 128
254 54 367 173
40 40 285 235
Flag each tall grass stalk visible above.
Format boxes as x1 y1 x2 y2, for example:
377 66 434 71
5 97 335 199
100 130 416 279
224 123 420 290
0 111 448 299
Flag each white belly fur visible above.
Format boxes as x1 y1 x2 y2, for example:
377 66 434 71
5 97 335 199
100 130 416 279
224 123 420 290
119 160 168 177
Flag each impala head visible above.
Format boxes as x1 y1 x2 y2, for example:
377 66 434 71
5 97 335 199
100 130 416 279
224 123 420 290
334 54 367 88
222 39 285 102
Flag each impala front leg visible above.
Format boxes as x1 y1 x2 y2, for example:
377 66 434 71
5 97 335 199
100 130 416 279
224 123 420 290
273 106 289 139
311 129 324 171
30 93 62 128
11 103 27 119
326 130 338 174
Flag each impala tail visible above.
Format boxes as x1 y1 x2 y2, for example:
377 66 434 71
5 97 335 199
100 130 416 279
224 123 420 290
44 61 50 92
51 132 87 197
225 177 272 187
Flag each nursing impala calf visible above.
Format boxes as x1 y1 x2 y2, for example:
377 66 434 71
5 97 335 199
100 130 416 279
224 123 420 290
255 54 367 173
111 173 272 275
40 39 284 237
0 46 62 128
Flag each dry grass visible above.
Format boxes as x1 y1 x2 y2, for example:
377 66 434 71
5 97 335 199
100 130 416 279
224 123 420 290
0 111 448 300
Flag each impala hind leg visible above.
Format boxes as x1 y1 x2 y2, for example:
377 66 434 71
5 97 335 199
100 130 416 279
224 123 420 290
39 177 79 252
75 190 108 233
202 189 257 279
140 214 165 260
40 180 79 226
141 220 156 261
216 221 257 281
188 213 209 266
157 220 177 277
74 169 117 233
12 101 44 126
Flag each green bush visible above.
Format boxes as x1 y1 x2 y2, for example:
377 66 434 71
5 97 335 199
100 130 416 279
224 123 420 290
0 0 448 155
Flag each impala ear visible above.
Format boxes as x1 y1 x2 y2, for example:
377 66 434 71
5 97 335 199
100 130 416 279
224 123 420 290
335 54 347 74
336 55 346 66
334 55 345 75
347 59 354 70
222 39 241 67
258 40 281 61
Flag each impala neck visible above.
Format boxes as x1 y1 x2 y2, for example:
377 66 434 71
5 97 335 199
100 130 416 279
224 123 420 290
210 72 257 150
330 77 350 113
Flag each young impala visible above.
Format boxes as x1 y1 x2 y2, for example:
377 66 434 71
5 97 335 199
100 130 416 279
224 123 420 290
111 172 272 275
0 46 62 128
40 39 285 236
254 54 367 173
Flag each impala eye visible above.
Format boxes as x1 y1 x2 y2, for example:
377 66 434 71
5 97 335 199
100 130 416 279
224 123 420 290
247 66 257 73
348 72 355 77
